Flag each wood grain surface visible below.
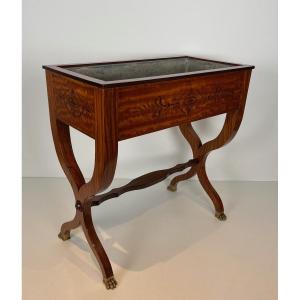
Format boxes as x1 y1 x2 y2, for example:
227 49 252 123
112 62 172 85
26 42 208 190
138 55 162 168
116 71 244 140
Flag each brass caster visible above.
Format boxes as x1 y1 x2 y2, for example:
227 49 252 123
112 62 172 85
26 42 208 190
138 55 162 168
103 276 118 289
58 231 70 241
215 212 227 221
167 183 177 192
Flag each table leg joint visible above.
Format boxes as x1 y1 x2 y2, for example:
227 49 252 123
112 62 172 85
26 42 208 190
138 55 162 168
75 200 83 212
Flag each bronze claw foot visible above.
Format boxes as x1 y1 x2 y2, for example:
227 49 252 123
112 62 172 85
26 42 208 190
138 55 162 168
58 231 71 241
103 276 118 289
215 212 227 221
167 183 177 192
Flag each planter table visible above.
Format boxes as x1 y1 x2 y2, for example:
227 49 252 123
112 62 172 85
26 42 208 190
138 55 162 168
43 56 254 289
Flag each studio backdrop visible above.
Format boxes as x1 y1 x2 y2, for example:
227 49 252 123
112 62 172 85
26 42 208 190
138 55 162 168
22 0 277 181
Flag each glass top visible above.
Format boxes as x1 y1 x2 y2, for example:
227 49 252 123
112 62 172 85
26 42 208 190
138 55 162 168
65 57 234 82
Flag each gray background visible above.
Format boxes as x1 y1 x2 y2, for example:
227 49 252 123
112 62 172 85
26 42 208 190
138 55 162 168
23 0 277 180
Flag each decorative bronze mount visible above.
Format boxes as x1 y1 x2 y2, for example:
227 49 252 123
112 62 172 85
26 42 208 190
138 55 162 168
44 56 253 290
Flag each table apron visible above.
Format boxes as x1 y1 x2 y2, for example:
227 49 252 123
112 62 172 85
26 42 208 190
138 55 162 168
116 71 245 140
47 69 249 141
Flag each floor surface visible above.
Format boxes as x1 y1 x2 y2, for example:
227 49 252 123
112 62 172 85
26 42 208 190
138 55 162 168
23 178 277 300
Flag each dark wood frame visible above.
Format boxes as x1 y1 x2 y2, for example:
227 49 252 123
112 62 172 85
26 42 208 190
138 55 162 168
43 56 254 289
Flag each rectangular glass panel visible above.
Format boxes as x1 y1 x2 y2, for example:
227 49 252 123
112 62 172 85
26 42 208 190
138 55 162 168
65 57 233 82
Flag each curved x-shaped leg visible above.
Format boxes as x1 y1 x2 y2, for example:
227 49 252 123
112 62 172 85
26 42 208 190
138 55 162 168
50 120 117 287
168 109 245 220
51 122 117 288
